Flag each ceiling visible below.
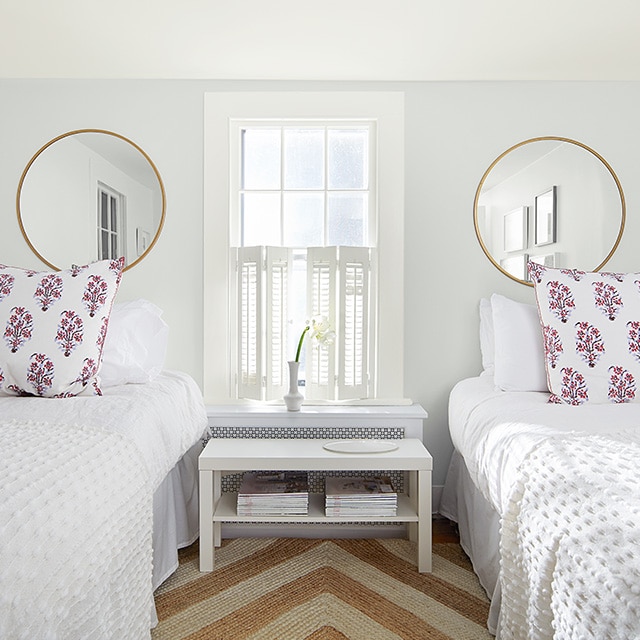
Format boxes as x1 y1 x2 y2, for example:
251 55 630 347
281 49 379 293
2 0 640 81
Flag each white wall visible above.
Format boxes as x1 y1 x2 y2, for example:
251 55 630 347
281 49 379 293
2 80 640 499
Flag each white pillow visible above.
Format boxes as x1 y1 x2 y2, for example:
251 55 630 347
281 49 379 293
479 297 494 374
100 299 169 387
0 259 123 397
529 262 640 404
491 293 548 392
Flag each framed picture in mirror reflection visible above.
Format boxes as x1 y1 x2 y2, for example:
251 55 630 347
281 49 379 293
503 206 528 252
500 254 529 280
535 186 557 246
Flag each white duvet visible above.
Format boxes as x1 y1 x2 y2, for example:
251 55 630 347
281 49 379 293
0 370 208 491
450 375 640 639
0 371 208 639
449 374 640 514
500 429 640 639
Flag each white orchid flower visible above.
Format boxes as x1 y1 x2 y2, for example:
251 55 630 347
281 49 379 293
310 316 336 346
294 315 336 361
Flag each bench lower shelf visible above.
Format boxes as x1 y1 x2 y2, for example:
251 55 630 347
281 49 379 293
212 492 419 523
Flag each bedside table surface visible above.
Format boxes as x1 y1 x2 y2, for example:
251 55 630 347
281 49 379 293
199 437 432 471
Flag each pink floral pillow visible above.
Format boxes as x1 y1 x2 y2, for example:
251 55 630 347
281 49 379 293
0 258 124 397
528 261 640 405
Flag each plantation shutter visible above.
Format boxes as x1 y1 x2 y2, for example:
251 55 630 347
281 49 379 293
238 246 369 402
337 247 370 400
265 247 290 400
306 247 338 400
236 246 290 400
236 246 262 400
306 246 371 401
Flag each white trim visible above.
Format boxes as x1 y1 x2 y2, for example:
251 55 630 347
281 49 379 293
204 91 405 404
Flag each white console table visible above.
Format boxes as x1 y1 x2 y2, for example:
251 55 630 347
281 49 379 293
199 437 433 573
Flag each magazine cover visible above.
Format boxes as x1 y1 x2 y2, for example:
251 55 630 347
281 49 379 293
239 471 309 495
325 476 396 496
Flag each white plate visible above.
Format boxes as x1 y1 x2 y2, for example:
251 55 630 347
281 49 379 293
322 439 399 454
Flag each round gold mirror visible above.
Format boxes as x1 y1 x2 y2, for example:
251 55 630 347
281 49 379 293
474 136 625 285
16 129 166 272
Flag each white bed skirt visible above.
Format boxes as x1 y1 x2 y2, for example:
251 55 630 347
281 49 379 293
152 441 201 590
440 449 501 636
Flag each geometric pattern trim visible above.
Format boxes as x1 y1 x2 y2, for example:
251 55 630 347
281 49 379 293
204 425 406 442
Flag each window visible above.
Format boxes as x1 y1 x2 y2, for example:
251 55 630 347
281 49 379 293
232 123 374 401
97 182 125 261
204 92 405 405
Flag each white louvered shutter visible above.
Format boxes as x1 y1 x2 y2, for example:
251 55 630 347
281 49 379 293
306 246 371 401
236 247 290 400
265 247 290 400
236 246 263 400
337 247 370 400
306 247 338 400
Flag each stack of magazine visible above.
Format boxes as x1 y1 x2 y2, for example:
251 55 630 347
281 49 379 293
325 476 397 517
237 471 309 516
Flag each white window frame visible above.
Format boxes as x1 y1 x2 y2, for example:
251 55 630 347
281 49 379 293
204 92 405 404
97 182 126 262
230 122 376 248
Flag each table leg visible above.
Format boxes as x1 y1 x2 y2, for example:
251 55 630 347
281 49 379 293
407 470 417 542
199 468 214 572
213 470 222 547
417 468 432 573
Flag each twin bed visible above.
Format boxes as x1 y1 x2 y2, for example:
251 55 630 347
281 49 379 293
0 260 207 639
441 270 640 639
0 371 207 638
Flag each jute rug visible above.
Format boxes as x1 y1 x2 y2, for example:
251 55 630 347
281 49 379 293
152 537 492 640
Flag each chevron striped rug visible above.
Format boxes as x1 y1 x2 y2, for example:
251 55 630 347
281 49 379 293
152 536 491 640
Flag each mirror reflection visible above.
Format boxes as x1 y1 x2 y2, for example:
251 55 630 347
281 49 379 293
474 137 625 285
17 129 166 271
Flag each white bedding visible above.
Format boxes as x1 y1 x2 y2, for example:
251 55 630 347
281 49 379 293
449 374 640 514
500 429 640 639
0 419 154 639
448 375 640 638
0 370 208 639
0 369 207 491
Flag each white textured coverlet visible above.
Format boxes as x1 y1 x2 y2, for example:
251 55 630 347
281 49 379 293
0 419 153 640
499 429 640 640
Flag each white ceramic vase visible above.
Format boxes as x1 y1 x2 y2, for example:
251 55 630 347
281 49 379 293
283 360 304 411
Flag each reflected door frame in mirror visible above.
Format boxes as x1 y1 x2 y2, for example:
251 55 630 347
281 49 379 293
474 136 626 286
16 129 166 272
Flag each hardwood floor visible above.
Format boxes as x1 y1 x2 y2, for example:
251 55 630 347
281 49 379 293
432 515 460 543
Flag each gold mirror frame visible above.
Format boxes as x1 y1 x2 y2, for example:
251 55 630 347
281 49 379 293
16 129 166 272
473 136 626 286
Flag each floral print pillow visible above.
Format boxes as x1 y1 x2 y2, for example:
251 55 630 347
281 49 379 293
528 261 640 405
0 258 124 397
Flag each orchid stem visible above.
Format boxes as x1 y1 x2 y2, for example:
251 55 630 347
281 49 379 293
295 325 310 362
